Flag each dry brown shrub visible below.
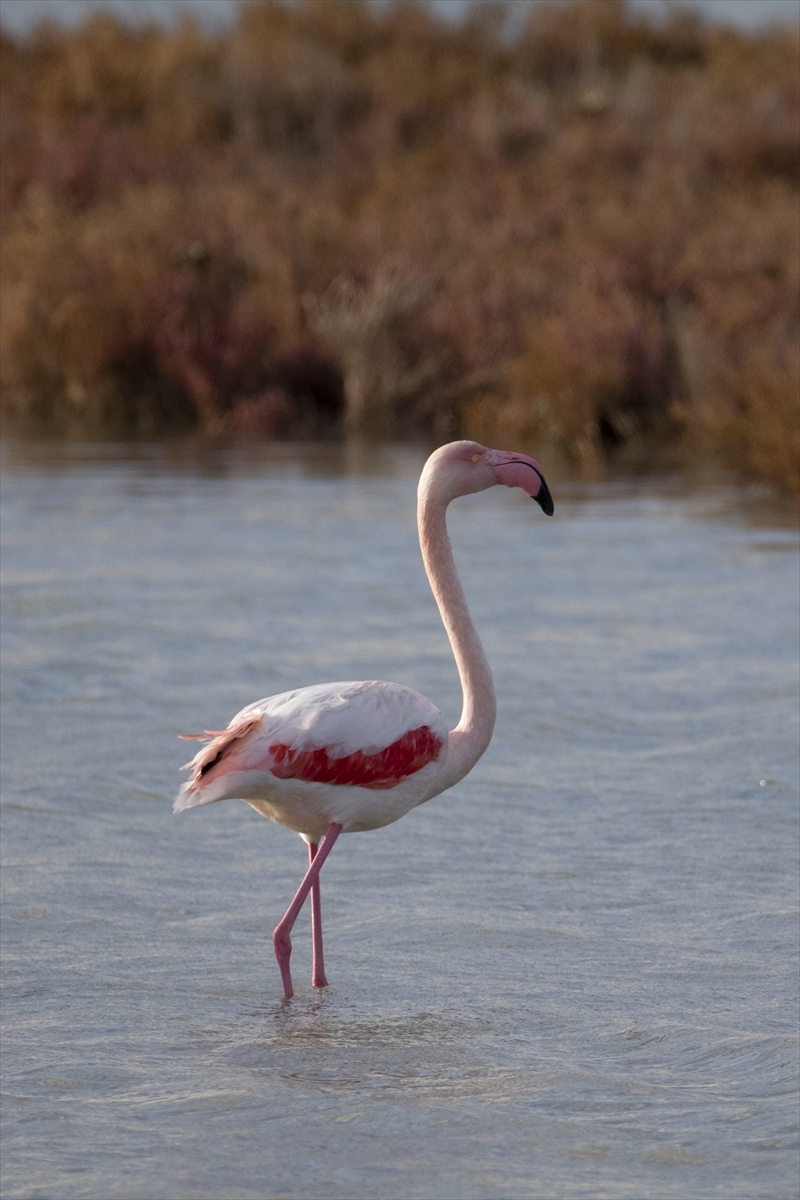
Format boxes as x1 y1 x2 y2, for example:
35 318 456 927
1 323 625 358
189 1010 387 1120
0 182 313 432
688 334 799 495
667 178 800 494
464 271 676 463
519 0 707 86
304 272 456 435
0 0 797 491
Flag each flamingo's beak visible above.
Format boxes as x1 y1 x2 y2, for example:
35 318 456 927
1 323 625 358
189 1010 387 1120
532 472 555 516
490 453 554 516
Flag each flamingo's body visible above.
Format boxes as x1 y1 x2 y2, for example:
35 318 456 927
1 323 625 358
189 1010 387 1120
176 440 553 997
175 680 450 836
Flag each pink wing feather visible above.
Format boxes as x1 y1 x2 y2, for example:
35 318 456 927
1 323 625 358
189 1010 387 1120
180 714 264 784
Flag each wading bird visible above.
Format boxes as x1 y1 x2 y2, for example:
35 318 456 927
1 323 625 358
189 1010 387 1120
175 440 553 997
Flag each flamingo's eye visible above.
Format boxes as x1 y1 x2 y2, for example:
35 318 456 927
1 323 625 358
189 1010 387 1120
471 454 479 462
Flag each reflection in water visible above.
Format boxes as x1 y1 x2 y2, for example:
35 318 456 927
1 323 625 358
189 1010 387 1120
1 440 798 1200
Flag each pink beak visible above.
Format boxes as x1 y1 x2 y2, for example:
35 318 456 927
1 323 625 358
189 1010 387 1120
489 451 554 515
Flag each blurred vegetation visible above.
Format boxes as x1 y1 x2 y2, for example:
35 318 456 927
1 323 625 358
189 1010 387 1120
0 0 797 492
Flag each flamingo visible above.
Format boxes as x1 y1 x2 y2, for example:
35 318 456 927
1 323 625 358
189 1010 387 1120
175 440 553 997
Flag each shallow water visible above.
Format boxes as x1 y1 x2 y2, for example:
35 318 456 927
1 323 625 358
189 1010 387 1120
1 440 798 1200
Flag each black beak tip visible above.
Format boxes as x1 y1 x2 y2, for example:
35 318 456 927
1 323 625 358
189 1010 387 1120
533 476 554 516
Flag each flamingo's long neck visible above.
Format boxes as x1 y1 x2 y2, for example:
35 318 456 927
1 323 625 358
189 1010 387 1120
417 479 497 788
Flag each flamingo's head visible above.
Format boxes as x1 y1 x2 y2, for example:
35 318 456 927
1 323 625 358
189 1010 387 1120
421 440 554 515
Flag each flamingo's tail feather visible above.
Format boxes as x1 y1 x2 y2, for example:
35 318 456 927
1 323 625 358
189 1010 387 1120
173 783 218 814
173 715 263 814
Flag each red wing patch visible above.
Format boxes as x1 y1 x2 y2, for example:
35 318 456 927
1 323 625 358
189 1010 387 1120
268 725 443 790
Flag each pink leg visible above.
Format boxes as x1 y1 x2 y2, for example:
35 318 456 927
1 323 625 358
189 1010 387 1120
273 823 342 998
308 842 328 989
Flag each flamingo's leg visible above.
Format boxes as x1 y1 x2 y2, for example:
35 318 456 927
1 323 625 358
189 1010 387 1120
308 842 328 989
273 822 342 998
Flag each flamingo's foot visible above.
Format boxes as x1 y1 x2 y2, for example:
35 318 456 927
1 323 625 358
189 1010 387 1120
311 967 328 989
273 928 293 999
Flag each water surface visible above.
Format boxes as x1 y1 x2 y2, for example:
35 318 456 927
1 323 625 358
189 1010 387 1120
2 441 798 1199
